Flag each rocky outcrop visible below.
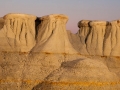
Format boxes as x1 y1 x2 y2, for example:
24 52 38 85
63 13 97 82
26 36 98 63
86 21 108 56
77 20 90 44
76 20 90 55
32 14 78 54
34 59 120 90
104 20 120 56
75 20 120 57
0 13 36 52
0 13 120 90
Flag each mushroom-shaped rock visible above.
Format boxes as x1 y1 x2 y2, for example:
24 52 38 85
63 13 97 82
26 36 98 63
0 13 36 52
34 59 120 90
86 21 108 56
32 14 78 54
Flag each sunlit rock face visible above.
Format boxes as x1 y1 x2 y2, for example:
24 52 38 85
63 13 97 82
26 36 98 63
76 20 90 55
0 13 36 52
75 20 120 57
32 14 78 54
104 20 120 56
86 21 108 56
77 20 90 44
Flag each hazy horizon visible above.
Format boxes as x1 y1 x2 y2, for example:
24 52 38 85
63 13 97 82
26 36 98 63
0 0 120 33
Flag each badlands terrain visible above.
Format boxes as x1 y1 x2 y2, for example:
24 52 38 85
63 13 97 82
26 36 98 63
0 13 120 90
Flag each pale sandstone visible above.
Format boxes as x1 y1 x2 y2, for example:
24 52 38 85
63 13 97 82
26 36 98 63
0 13 36 52
32 14 78 54
77 20 90 55
86 21 108 56
103 20 120 56
77 20 90 44
110 20 120 56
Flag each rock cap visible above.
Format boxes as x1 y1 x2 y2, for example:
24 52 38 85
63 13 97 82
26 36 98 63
78 20 90 27
89 20 109 26
3 13 36 20
111 20 120 26
40 14 68 21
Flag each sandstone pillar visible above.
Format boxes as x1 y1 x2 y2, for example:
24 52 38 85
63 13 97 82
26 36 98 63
0 13 36 52
86 21 107 56
32 14 78 54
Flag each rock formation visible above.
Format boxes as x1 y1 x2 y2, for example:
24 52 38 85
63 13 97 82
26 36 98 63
76 20 90 55
32 14 78 54
77 20 90 44
86 21 108 56
0 13 120 90
76 20 120 57
0 13 36 52
104 20 120 56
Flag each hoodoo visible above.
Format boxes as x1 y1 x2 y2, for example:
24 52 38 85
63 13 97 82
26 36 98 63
77 20 90 44
76 20 90 55
110 20 120 56
0 13 36 52
32 14 78 54
86 21 108 56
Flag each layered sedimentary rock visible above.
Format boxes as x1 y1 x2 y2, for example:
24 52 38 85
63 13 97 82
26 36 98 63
32 14 78 54
0 13 36 52
34 59 120 90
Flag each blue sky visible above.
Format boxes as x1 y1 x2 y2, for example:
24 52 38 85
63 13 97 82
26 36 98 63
0 0 120 33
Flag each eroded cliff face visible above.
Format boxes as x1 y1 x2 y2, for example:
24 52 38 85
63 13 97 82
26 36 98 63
32 14 78 54
0 14 81 90
75 20 120 57
104 20 120 56
0 13 36 52
0 13 120 90
86 21 107 56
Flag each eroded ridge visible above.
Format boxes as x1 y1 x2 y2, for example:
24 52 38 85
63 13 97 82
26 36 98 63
0 13 36 52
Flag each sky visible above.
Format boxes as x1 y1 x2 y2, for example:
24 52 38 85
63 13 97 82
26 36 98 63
0 0 120 33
